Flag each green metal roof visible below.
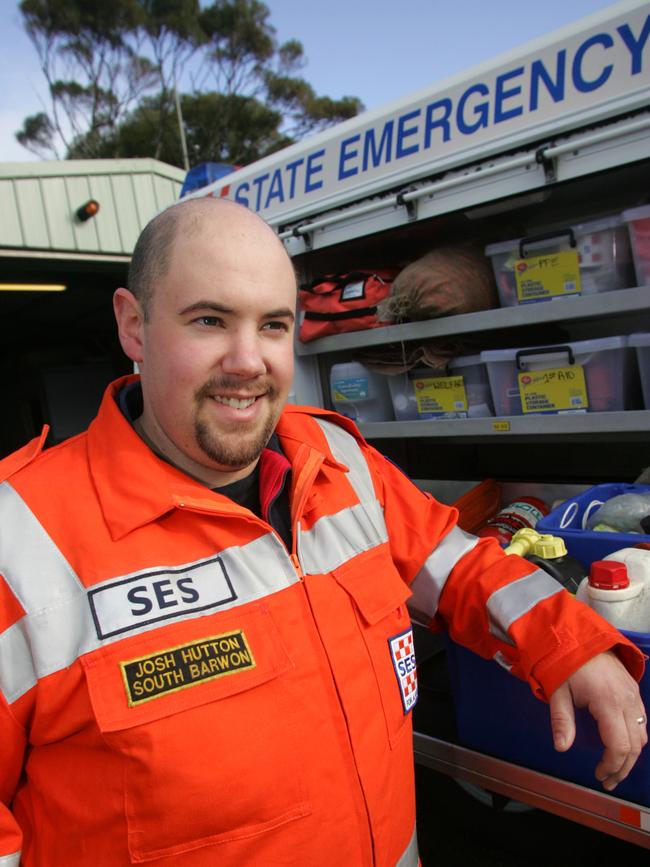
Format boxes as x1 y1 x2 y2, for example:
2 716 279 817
0 158 185 261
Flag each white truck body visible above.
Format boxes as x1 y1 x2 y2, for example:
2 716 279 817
187 0 649 229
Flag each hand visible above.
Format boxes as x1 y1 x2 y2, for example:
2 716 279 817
549 650 647 791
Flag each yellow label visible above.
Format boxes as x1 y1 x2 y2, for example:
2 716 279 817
120 631 256 707
492 421 511 431
518 365 589 413
412 375 467 416
514 250 581 302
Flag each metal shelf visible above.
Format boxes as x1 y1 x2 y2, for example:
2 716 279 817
359 410 650 442
413 732 650 849
296 286 650 357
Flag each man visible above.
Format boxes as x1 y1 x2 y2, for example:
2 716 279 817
0 197 646 867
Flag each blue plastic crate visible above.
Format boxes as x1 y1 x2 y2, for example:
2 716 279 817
536 483 650 570
446 629 650 806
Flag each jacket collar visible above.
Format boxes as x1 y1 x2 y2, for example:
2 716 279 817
88 376 241 540
275 404 359 472
87 378 353 540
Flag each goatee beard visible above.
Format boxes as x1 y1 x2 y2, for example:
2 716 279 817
193 377 279 469
194 413 276 469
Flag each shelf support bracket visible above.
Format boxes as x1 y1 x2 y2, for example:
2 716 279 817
396 188 418 222
292 224 312 249
536 146 556 183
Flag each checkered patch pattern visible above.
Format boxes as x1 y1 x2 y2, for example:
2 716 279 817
389 628 418 714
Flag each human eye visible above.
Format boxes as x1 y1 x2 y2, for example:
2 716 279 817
262 320 290 333
193 315 224 328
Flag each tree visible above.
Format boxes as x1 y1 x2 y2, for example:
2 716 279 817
17 0 363 167
134 0 205 159
69 90 290 165
17 0 157 158
196 1 361 146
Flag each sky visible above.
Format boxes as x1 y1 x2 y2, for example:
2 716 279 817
0 0 623 163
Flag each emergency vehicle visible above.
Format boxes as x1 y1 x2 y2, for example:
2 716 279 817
187 0 650 848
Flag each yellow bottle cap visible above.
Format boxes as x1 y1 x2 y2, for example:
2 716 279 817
504 527 541 556
532 534 567 559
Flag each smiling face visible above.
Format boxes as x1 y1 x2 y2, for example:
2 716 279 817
114 200 297 487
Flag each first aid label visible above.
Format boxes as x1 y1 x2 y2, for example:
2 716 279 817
518 365 588 413
120 631 255 706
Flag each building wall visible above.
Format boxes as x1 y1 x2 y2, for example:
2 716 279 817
0 159 185 258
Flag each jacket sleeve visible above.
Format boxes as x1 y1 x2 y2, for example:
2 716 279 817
363 446 645 701
0 575 30 865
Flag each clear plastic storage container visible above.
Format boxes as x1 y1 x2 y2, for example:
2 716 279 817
623 205 650 287
485 214 634 307
329 361 394 422
628 332 650 409
387 355 493 421
481 336 640 416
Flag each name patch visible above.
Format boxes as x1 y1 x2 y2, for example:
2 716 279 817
120 630 255 706
88 557 237 639
389 628 418 714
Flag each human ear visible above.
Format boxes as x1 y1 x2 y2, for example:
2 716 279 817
113 287 145 364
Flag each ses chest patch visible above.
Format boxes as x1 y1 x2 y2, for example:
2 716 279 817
388 628 418 714
120 630 255 706
88 556 236 639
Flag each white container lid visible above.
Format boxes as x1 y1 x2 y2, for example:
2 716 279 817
571 213 624 235
485 214 625 257
623 205 650 223
481 335 628 363
628 332 650 348
448 354 483 369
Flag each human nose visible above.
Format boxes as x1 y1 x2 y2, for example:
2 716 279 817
220 329 266 378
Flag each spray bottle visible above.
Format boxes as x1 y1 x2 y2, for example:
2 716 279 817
505 528 585 593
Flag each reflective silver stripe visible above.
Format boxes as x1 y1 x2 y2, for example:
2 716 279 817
0 620 37 700
396 824 419 867
0 482 84 610
487 568 563 642
493 650 514 672
407 527 478 625
297 420 388 574
0 853 21 866
0 483 299 703
89 533 297 639
297 500 388 574
315 419 377 503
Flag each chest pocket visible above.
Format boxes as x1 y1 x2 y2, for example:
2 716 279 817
81 603 310 863
333 546 415 748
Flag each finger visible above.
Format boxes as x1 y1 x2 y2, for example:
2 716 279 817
594 711 645 790
549 681 576 752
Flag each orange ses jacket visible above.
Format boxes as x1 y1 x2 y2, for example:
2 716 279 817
0 376 643 866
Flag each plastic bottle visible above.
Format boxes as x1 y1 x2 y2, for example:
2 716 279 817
476 497 549 546
504 528 585 592
576 548 650 632
329 362 393 423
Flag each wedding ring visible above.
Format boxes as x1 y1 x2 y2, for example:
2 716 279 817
636 716 646 725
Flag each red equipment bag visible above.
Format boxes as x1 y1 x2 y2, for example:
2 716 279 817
298 269 398 343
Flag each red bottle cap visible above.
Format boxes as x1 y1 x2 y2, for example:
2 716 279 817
589 560 629 590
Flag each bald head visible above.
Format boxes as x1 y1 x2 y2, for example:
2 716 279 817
128 198 292 319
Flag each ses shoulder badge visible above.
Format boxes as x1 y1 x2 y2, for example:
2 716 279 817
389 628 418 714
